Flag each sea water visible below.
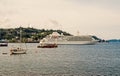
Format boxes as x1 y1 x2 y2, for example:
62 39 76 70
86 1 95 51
0 43 120 76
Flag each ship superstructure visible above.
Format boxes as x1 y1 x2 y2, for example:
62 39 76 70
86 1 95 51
40 32 98 45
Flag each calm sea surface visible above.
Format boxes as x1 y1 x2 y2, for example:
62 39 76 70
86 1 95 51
0 43 120 76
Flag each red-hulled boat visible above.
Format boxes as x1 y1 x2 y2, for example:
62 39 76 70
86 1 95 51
37 38 58 48
37 43 58 48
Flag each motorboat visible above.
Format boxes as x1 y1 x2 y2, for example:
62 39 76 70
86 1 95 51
10 48 27 54
37 38 58 48
37 43 58 48
0 43 8 47
0 40 8 47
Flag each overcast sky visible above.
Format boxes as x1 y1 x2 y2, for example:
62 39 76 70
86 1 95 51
0 0 120 39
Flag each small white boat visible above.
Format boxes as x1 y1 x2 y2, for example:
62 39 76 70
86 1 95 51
10 48 27 54
0 43 8 47
0 40 8 47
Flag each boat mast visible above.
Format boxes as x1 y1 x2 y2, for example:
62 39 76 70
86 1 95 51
20 27 21 43
0 29 1 40
20 27 22 48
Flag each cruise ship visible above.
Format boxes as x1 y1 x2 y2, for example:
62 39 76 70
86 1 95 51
39 32 98 45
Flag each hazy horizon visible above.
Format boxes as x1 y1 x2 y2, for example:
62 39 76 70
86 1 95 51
0 0 120 39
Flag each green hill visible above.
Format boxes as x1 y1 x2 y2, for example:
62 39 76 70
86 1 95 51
0 27 72 43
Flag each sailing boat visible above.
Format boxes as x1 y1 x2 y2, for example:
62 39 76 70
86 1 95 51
10 27 27 54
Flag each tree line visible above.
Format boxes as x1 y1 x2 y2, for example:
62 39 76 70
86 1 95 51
0 27 72 43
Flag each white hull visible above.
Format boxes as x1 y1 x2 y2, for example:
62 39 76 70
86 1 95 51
0 43 8 46
10 48 27 54
39 32 99 45
56 40 98 45
11 51 26 54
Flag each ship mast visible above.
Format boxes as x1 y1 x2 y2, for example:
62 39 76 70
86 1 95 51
77 30 80 36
